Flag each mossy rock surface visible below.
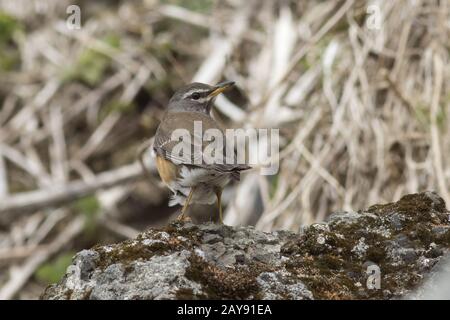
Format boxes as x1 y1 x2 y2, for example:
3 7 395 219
42 192 450 300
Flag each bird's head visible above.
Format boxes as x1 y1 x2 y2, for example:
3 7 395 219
168 81 235 114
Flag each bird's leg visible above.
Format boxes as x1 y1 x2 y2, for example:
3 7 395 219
178 187 195 221
215 189 223 224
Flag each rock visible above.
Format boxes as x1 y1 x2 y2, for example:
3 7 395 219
404 254 450 299
41 192 450 300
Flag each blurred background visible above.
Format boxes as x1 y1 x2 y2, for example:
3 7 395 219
0 0 449 299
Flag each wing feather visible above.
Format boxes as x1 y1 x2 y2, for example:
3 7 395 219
153 112 251 175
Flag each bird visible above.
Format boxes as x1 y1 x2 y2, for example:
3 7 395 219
151 81 251 223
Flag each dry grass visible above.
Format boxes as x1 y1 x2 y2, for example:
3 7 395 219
0 0 449 299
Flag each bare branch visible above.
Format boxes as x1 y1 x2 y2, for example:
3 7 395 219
0 162 154 219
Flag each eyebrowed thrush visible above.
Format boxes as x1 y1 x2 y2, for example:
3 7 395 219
152 81 250 223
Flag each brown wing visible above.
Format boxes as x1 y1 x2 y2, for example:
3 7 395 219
153 111 250 175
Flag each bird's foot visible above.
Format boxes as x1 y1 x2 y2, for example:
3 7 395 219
176 213 191 222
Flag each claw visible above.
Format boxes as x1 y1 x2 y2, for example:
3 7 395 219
176 213 191 222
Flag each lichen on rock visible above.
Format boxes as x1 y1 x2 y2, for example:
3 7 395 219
41 192 450 300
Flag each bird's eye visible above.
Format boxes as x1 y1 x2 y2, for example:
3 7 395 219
191 92 200 100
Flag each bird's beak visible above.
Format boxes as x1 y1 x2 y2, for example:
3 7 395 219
208 81 235 98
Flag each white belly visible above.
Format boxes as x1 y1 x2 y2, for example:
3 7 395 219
168 166 231 206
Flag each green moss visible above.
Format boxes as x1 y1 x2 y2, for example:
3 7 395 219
412 224 433 246
436 229 450 246
0 48 20 71
299 274 355 300
162 0 214 13
72 195 100 236
62 34 121 86
365 247 386 263
0 12 20 43
94 241 156 270
269 174 279 200
163 221 202 246
414 104 430 128
58 193 448 300
318 254 344 270
93 225 192 270
184 253 266 299
0 11 21 71
367 193 446 219
103 100 136 115
35 252 75 284
436 106 446 130
175 288 198 299
282 193 449 299
74 195 100 215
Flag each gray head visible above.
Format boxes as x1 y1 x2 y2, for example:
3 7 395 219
168 81 235 114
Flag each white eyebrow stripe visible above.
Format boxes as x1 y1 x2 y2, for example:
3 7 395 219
182 88 211 99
